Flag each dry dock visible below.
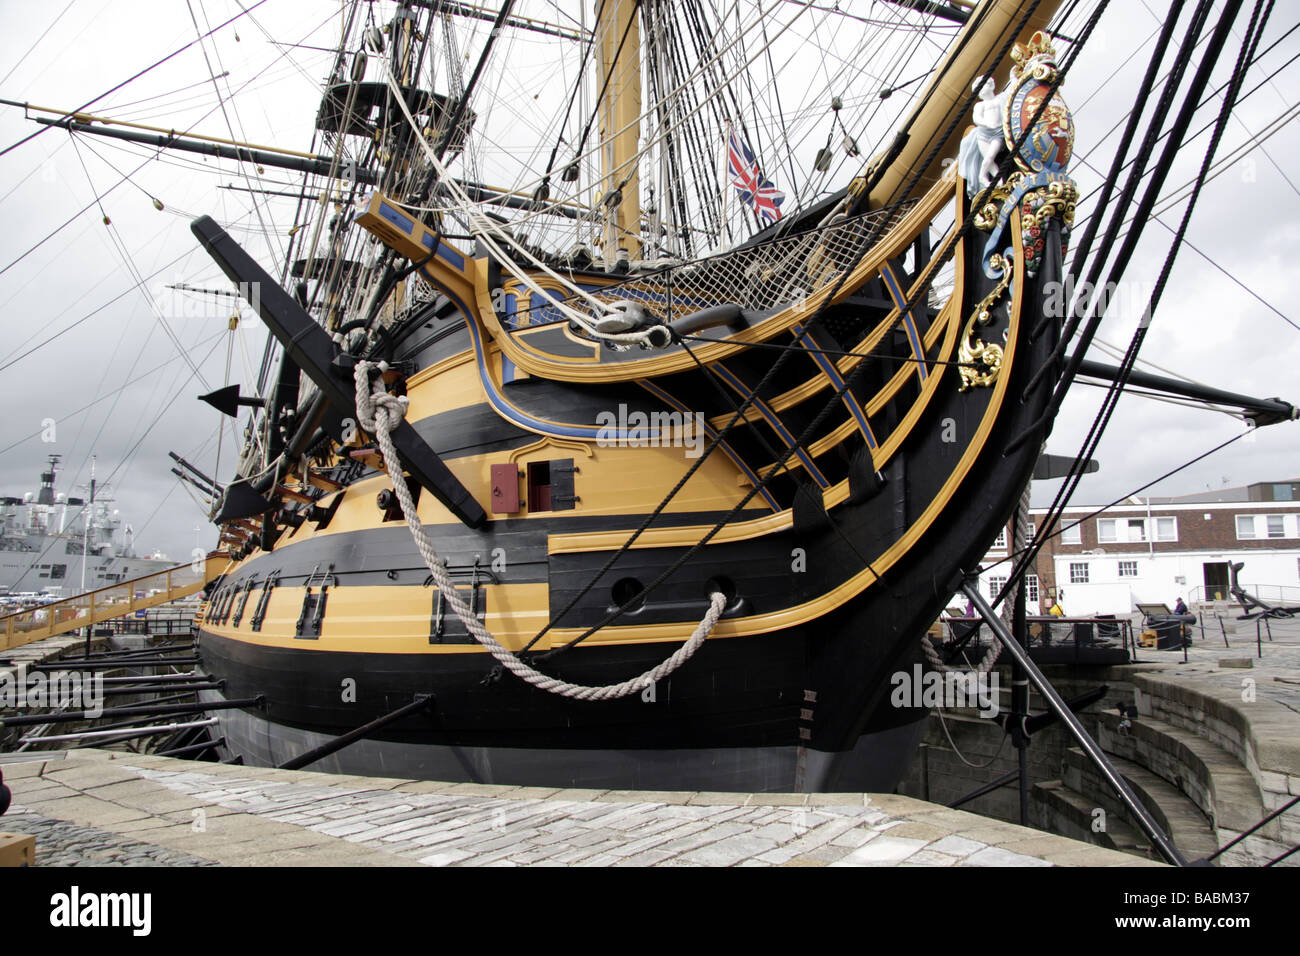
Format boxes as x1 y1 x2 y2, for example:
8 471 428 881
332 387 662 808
5 611 1299 867
0 749 1152 867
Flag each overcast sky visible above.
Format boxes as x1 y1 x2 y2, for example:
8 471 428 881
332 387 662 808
0 0 1296 565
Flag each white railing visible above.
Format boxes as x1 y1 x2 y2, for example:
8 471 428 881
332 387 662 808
1188 583 1300 605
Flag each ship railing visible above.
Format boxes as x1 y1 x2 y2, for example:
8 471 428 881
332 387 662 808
0 552 230 651
92 605 198 638
940 613 1136 664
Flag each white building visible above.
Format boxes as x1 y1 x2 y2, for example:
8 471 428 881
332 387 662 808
975 480 1300 617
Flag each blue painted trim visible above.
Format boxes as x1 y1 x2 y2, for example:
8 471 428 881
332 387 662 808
447 290 661 441
793 323 877 450
378 201 415 234
710 364 829 489
416 230 467 272
880 265 929 383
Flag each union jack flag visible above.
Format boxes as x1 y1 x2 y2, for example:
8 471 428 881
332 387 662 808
727 127 784 224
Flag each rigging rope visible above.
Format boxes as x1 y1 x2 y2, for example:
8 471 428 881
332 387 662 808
385 69 667 347
0 0 271 158
997 0 1272 610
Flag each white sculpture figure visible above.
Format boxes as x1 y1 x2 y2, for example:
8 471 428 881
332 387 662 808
958 75 1004 196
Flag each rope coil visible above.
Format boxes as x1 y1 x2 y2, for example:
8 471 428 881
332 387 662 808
353 359 726 701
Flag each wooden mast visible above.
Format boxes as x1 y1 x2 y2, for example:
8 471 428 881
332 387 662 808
862 0 1062 206
595 0 642 263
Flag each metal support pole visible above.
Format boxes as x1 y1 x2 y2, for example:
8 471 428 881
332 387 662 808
1207 793 1300 862
19 718 219 746
56 643 195 661
1010 536 1030 827
0 696 262 728
86 693 211 731
961 575 1187 866
948 768 1020 809
94 682 225 697
279 694 435 770
1003 493 1033 826
155 737 226 758
27 657 203 670
94 673 210 684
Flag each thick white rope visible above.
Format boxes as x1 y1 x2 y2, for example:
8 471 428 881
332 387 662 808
384 71 661 348
353 360 726 700
923 626 1001 675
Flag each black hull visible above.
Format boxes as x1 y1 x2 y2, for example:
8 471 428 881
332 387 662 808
197 690 929 793
197 604 930 792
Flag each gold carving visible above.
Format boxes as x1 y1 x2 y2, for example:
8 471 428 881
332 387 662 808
1010 31 1058 81
958 256 1012 391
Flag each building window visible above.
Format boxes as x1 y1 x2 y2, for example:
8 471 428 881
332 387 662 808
1027 522 1036 540
1154 517 1178 541
1127 518 1147 541
992 529 1007 550
1236 515 1257 539
1118 560 1138 578
1061 522 1082 545
988 575 1006 599
1026 574 1039 603
1275 484 1294 501
1266 514 1287 539
1069 562 1089 584
1097 518 1117 543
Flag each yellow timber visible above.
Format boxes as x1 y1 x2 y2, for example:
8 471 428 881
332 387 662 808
596 0 642 260
14 102 323 160
862 0 1060 206
0 552 230 651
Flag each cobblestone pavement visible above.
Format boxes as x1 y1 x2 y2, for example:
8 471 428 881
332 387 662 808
2 805 218 866
1174 612 1300 715
1 751 1155 867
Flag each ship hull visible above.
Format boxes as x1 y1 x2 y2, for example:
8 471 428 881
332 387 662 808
200 485 968 792
194 174 1069 793
197 582 937 791
201 697 928 792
